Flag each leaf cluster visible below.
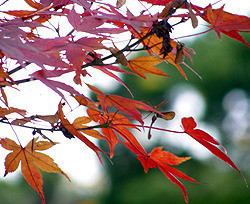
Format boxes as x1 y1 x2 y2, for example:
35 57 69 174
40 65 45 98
0 0 249 203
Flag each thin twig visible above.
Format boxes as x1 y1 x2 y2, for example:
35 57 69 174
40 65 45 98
8 62 31 75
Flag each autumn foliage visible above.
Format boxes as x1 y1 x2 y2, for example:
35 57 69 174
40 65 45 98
0 0 249 203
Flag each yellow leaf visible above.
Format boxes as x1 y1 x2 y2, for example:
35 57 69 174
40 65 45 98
138 29 188 79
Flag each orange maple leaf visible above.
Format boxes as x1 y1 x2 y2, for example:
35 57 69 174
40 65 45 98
127 56 168 79
0 137 69 204
72 116 105 140
138 29 189 79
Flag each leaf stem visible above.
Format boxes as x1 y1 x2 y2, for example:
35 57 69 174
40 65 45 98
0 119 57 132
4 119 23 146
112 123 185 134
173 29 212 40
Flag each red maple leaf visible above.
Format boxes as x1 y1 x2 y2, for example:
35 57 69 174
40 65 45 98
87 108 141 158
192 4 250 47
181 117 247 185
86 84 161 124
121 140 198 203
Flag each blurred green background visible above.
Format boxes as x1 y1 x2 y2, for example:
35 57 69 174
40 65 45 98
0 32 249 204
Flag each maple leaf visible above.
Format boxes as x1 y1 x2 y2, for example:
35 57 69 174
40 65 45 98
67 7 125 35
96 4 157 32
92 65 133 96
181 117 247 185
193 4 250 47
121 140 198 203
0 137 69 204
138 28 189 79
72 116 105 140
31 70 85 102
127 56 169 79
58 102 105 163
0 25 69 69
86 107 197 202
87 84 161 124
87 108 140 158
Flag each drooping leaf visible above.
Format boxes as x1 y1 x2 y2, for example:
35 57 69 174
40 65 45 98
121 140 198 203
182 117 247 185
31 70 84 102
58 102 104 163
0 137 69 204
